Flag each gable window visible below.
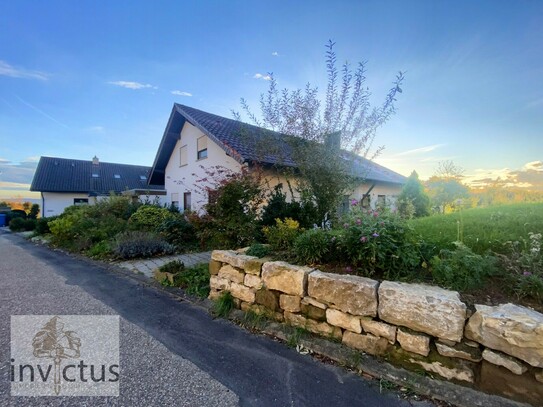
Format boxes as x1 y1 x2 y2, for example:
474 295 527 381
180 145 188 166
74 198 88 206
140 175 147 181
183 192 191 211
197 136 208 160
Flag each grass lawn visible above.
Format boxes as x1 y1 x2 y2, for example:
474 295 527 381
409 203 543 255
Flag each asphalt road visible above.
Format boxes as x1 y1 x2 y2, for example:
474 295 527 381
0 231 433 406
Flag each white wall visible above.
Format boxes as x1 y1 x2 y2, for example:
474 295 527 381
42 192 93 217
164 122 242 212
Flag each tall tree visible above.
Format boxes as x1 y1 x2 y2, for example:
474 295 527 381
397 171 430 218
426 160 470 213
237 41 404 222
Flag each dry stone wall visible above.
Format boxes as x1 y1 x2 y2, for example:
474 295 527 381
209 250 543 405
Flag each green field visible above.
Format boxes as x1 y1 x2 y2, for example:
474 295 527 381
408 203 543 254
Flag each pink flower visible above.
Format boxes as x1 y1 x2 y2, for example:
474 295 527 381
523 272 532 276
343 223 349 229
373 211 378 217
356 218 361 225
360 236 368 243
345 266 353 272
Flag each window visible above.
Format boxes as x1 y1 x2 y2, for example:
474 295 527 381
197 136 208 160
91 173 99 178
180 145 188 166
377 195 386 207
74 198 88 206
171 193 179 208
338 195 350 215
361 195 371 208
114 174 121 179
140 175 147 181
208 189 219 205
183 192 191 211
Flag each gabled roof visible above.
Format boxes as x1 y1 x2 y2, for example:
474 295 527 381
149 104 406 185
30 156 164 194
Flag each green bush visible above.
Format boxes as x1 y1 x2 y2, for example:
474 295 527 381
157 215 198 249
213 291 235 317
173 264 210 298
337 208 421 278
35 216 58 235
9 217 26 232
263 218 302 251
87 240 113 259
430 243 497 291
113 231 175 259
293 228 330 264
129 205 175 232
245 243 271 258
158 259 185 274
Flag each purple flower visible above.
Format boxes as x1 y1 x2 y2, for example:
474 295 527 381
372 232 380 238
523 272 532 276
345 266 353 273
373 211 379 217
343 223 349 229
360 236 368 243
351 199 358 206
356 218 361 225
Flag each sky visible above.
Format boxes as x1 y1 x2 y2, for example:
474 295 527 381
1 0 542 199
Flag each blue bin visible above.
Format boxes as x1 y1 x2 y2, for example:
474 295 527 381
0 214 6 227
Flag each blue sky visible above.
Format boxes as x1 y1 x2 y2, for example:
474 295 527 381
1 0 542 199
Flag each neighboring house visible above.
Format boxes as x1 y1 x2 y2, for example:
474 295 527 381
149 104 406 213
30 156 165 216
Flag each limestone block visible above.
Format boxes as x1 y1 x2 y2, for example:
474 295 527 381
244 274 263 289
408 359 474 383
301 303 326 321
255 289 279 311
378 281 466 342
465 303 543 368
301 297 327 309
435 341 482 362
482 349 528 375
342 331 389 356
360 318 396 344
209 259 222 275
397 328 430 357
230 282 255 303
261 261 312 296
218 264 245 284
211 250 260 271
326 309 361 333
279 294 302 313
308 271 378 317
209 276 231 291
284 312 342 340
208 289 221 301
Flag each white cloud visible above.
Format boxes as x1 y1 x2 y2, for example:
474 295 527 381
171 90 192 97
463 161 543 190
84 126 105 133
253 73 272 81
0 60 48 80
394 144 444 157
523 160 543 172
272 51 279 57
108 81 156 90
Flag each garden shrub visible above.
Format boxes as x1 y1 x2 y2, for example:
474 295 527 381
173 264 210 298
35 216 58 235
293 228 330 264
9 217 26 232
337 208 421 278
157 215 198 249
263 218 302 251
158 259 185 274
430 242 497 291
87 240 113 259
113 231 175 259
245 243 271 258
129 205 175 232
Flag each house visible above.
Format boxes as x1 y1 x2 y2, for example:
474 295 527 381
30 156 165 216
149 104 406 213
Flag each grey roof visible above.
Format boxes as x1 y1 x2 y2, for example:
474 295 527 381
149 104 407 185
31 156 164 194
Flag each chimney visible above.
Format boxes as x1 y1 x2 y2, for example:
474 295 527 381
92 156 99 165
324 131 341 150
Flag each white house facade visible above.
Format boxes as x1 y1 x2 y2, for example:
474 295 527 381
149 104 407 214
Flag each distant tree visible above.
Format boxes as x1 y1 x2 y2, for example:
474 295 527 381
397 171 430 218
426 161 470 213
236 40 405 223
22 201 31 212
